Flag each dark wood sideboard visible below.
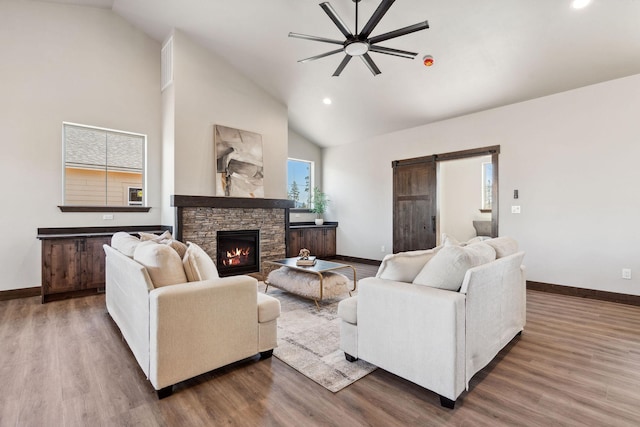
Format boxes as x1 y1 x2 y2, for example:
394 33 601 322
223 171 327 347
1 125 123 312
287 222 337 258
37 225 171 303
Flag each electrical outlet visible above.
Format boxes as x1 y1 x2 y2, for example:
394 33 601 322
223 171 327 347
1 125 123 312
511 206 521 214
622 268 632 280
381 245 385 253
103 214 114 220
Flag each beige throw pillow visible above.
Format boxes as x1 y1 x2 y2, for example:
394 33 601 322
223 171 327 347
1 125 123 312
111 232 141 257
484 236 519 258
441 233 462 246
376 249 438 283
138 231 188 258
166 239 188 259
183 242 219 282
133 241 188 288
413 243 496 291
139 230 173 242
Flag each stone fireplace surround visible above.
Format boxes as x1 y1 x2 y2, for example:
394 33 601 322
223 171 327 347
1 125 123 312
171 195 294 276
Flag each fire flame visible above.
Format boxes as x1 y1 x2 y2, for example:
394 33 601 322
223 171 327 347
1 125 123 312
222 247 251 266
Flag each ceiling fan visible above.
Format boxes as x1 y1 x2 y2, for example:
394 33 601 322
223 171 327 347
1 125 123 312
289 0 429 76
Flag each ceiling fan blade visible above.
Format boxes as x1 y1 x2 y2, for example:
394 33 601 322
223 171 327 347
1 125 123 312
359 0 396 38
360 53 381 76
298 48 344 64
288 32 345 46
369 45 417 59
332 55 353 77
320 2 353 39
369 21 429 45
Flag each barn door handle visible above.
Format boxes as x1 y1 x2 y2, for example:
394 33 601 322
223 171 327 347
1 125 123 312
431 216 436 233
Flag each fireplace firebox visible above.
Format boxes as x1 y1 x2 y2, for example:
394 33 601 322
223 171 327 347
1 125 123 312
216 230 260 277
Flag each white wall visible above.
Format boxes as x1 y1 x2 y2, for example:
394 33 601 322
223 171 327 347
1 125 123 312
288 129 323 223
324 73 640 296
0 1 161 291
171 30 288 200
439 156 492 242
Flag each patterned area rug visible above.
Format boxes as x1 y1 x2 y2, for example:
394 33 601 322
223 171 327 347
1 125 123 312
259 283 377 392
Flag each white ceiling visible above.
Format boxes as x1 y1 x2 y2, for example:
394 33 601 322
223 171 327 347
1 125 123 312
39 0 640 147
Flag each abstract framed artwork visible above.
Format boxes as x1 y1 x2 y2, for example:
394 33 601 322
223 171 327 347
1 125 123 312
214 125 264 198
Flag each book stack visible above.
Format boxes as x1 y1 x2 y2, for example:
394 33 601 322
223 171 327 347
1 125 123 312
296 256 317 266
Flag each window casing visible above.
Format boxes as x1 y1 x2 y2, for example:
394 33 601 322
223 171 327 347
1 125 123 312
63 123 146 208
287 158 313 209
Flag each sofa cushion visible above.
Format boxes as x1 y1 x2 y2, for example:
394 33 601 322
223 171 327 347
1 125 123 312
376 249 438 282
183 242 219 282
413 243 496 291
111 232 140 257
484 236 519 258
133 241 188 288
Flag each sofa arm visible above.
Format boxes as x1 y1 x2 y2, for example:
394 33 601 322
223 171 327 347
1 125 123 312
357 278 466 401
148 276 259 390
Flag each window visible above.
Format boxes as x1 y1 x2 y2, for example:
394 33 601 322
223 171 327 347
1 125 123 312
482 162 493 210
287 158 313 209
63 123 146 207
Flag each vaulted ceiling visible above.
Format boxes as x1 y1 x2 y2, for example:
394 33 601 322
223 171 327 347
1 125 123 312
38 0 640 147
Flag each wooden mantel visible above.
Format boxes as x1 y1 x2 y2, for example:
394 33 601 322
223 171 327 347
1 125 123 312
171 195 294 209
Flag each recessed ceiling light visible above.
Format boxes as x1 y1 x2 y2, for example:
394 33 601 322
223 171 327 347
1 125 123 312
572 0 591 9
323 98 332 105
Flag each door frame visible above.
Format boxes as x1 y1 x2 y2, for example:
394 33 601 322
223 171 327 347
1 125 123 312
435 145 500 238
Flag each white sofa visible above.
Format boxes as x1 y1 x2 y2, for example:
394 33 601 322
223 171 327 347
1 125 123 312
338 237 525 408
103 231 280 398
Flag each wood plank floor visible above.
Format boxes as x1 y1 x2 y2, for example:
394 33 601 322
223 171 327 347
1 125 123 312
1 262 640 426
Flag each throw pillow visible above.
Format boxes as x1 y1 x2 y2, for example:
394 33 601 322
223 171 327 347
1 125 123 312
133 241 188 288
139 230 173 242
183 242 219 282
466 236 491 245
484 236 519 258
166 239 188 259
376 249 438 283
138 231 188 258
413 243 496 291
441 233 462 246
111 232 140 257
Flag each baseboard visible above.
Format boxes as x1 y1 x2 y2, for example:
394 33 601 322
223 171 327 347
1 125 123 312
333 255 381 266
0 287 40 302
527 281 640 307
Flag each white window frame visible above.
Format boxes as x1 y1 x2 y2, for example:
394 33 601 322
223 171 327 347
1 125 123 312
62 122 147 208
287 158 314 210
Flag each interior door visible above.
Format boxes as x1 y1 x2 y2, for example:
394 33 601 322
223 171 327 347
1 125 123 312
392 156 437 252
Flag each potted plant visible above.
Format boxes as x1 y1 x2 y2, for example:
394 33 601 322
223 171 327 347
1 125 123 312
311 186 329 225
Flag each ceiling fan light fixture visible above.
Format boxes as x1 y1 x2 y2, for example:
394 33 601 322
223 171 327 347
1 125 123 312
345 41 369 56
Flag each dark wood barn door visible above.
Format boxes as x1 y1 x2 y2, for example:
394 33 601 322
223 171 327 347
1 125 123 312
392 156 437 252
